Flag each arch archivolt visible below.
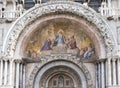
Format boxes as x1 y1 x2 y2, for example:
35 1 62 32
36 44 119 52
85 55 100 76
2 1 116 59
27 57 93 88
15 15 104 59
40 66 81 88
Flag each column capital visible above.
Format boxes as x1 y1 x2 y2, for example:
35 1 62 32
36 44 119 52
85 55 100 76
97 58 106 63
0 56 13 61
14 59 23 63
111 55 119 61
112 58 117 62
2 58 9 62
117 57 120 61
113 55 120 58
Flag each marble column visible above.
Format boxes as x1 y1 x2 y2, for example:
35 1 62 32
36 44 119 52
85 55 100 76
98 63 101 88
12 61 15 86
16 63 20 88
105 60 108 86
107 0 111 7
101 61 105 88
23 64 25 88
9 61 13 85
96 64 98 88
108 58 112 86
4 60 8 85
117 58 120 85
107 0 112 16
40 0 41 3
20 64 23 88
112 59 117 85
0 60 3 85
13 0 16 11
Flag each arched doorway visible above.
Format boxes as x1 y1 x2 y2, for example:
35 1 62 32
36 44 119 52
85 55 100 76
48 74 73 88
1 1 116 88
40 66 82 88
3 1 115 59
32 60 90 88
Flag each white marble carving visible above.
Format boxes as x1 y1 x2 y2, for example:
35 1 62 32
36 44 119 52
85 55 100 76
2 1 116 58
27 54 93 88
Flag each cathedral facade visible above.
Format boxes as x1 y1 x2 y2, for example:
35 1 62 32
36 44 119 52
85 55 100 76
0 0 120 88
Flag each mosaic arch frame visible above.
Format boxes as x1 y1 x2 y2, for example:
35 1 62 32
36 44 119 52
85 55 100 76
2 1 116 59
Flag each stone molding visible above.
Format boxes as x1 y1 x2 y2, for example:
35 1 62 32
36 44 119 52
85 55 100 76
2 1 116 59
27 54 93 88
40 66 81 88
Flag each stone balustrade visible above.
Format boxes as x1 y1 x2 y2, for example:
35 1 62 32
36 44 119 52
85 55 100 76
0 11 22 21
0 1 120 20
100 7 120 18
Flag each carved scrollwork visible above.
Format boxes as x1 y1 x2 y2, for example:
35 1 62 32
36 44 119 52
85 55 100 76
3 1 115 58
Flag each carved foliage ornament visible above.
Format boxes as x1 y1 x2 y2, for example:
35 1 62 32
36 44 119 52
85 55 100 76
3 1 115 58
27 56 93 88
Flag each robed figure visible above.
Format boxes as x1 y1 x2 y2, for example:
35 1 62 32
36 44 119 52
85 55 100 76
70 35 77 49
41 39 52 51
41 31 52 51
54 30 65 47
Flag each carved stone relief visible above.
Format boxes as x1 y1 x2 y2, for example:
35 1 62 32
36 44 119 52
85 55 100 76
26 54 93 88
40 66 81 88
2 1 115 59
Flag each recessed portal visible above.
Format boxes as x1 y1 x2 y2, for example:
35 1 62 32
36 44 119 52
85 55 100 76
39 66 82 88
48 74 74 88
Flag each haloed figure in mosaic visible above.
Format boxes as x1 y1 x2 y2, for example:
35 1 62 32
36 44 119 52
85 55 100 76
69 35 78 49
54 29 65 47
83 43 95 59
41 31 52 51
